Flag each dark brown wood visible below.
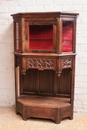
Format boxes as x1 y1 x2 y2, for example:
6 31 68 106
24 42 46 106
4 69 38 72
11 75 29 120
11 12 78 124
16 95 71 123
11 12 79 18
56 18 62 53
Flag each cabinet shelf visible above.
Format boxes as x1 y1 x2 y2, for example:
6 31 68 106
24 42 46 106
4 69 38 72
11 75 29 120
17 95 70 108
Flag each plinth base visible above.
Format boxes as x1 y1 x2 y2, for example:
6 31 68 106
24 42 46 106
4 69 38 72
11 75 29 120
16 95 73 124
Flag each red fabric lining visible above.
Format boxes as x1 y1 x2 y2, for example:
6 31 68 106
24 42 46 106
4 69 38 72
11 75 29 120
62 24 73 52
29 24 73 52
29 25 53 50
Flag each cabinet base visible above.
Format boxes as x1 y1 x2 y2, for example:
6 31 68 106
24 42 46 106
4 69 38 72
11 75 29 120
16 95 73 124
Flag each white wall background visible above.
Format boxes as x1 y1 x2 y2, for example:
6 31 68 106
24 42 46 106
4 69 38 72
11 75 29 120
0 0 87 113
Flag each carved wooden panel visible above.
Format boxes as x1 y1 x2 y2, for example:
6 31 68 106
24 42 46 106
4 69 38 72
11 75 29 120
29 21 57 25
26 58 56 70
61 58 72 69
15 56 21 67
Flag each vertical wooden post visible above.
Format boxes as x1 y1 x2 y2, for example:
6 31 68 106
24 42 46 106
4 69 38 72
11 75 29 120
56 18 62 54
15 66 20 99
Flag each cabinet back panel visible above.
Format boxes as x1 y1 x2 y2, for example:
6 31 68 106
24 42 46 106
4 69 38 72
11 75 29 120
39 70 54 94
23 69 54 94
29 25 53 50
23 69 71 95
57 69 71 94
23 69 37 92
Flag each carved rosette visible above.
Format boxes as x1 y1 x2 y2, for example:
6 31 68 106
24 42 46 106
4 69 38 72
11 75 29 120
26 58 56 70
61 58 72 69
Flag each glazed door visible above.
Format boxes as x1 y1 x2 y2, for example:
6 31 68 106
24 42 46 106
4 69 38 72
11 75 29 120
24 19 57 53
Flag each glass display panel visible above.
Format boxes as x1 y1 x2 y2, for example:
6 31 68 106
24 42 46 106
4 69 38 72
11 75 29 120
29 25 53 50
62 21 73 52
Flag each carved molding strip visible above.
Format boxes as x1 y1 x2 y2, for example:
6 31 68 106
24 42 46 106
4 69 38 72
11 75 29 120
27 58 56 70
61 58 72 69
29 21 57 25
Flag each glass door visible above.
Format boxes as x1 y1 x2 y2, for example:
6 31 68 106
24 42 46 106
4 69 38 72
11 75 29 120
62 21 73 52
25 21 56 53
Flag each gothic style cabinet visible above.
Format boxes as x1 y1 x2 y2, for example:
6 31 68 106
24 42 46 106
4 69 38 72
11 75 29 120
11 12 78 124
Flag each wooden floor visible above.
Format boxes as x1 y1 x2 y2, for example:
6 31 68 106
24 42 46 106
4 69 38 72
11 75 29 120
0 107 87 130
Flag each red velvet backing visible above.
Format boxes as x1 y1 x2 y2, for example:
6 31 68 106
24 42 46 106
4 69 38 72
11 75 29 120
29 24 73 52
29 25 53 50
62 23 73 52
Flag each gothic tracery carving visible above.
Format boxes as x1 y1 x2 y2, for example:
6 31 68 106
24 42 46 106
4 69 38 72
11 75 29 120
27 58 56 70
61 58 72 68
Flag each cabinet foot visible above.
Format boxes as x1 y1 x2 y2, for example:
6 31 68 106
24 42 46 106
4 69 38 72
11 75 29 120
22 115 27 121
69 116 73 120
55 119 60 124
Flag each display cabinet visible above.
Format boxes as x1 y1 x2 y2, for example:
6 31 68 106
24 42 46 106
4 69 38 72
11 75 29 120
11 12 78 124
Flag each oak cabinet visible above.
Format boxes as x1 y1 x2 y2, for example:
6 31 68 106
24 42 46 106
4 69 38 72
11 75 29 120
11 12 78 124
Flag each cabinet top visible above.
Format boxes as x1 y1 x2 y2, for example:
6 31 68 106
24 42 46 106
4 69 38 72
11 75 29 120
11 12 79 18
